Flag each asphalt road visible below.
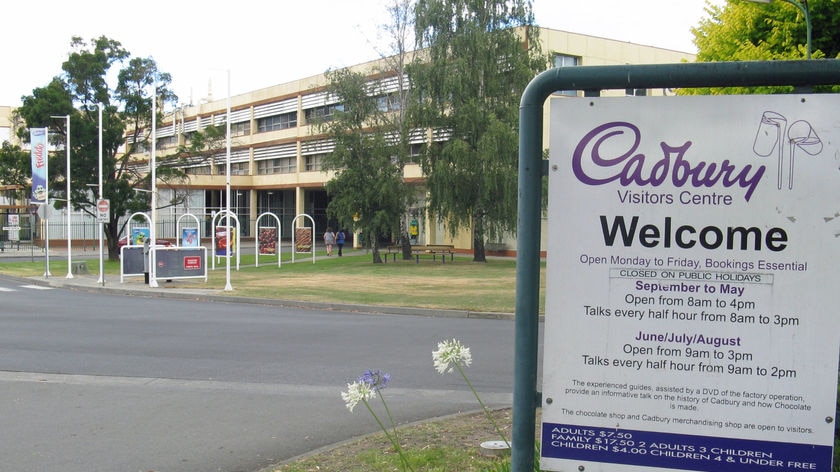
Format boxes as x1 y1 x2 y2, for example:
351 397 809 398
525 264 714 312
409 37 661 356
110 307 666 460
0 274 534 472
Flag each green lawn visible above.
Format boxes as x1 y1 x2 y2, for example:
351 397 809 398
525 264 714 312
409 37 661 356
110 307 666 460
0 250 546 314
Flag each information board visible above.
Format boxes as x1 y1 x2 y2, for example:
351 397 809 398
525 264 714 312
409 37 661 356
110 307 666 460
120 246 145 277
155 247 207 280
541 94 840 472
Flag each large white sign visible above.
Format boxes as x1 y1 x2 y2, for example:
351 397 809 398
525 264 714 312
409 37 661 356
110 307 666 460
541 94 840 472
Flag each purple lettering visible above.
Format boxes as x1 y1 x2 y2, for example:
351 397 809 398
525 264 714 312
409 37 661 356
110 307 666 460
572 122 766 201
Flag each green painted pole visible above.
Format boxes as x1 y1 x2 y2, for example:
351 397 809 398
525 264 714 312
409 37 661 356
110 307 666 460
513 59 840 472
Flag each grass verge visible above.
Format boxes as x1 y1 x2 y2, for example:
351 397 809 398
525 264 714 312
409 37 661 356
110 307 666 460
264 408 540 472
0 250 546 314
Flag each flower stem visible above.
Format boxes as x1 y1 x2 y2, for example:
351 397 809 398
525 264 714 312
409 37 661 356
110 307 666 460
456 363 510 449
379 392 403 447
363 399 416 472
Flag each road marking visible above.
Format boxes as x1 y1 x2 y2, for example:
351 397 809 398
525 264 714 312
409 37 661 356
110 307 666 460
0 287 14 292
20 285 54 290
0 371 512 403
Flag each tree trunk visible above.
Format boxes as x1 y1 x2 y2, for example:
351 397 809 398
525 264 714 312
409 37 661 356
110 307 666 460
400 228 412 261
370 232 383 263
106 222 120 261
472 223 487 263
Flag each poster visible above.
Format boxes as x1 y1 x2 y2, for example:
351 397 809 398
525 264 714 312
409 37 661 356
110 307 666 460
7 214 20 241
295 227 312 253
258 227 277 254
181 228 199 247
541 95 840 472
215 226 236 256
131 227 150 245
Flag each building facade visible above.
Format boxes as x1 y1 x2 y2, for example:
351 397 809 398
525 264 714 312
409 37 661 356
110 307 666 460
145 28 694 252
3 28 695 252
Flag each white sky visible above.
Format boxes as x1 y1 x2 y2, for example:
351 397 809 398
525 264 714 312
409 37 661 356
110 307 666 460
2 0 723 108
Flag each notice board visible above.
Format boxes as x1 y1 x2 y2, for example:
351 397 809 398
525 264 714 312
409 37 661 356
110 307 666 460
541 94 840 472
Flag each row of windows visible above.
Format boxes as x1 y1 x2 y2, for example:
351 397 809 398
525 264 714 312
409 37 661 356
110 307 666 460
184 163 248 175
257 112 296 132
553 53 647 97
257 157 296 175
157 102 345 149
247 93 401 137
155 56 643 153
304 104 344 123
183 145 429 176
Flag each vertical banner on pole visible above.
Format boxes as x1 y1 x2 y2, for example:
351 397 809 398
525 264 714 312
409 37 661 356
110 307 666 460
541 94 840 472
30 128 48 203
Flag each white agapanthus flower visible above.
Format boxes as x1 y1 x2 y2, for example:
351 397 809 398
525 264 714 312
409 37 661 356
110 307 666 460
341 380 376 412
432 339 472 374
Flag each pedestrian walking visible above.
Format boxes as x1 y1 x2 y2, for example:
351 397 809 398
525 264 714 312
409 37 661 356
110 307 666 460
324 228 336 256
336 229 346 256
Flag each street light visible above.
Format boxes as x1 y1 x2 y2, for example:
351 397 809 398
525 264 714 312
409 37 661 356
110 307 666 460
50 115 72 278
149 80 159 288
224 69 232 292
747 0 812 59
97 104 104 286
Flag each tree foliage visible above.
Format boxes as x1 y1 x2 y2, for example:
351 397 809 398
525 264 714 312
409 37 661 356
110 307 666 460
11 36 192 259
687 0 840 94
408 0 546 261
374 0 417 259
0 142 30 196
318 0 419 263
318 68 413 263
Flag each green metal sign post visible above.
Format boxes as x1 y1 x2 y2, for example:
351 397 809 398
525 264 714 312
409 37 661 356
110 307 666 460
514 59 840 472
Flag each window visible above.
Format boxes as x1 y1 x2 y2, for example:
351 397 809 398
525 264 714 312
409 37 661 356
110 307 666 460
257 112 297 132
554 54 579 68
625 88 647 97
376 93 401 112
304 104 344 124
553 54 580 97
409 143 423 164
257 157 296 174
230 121 251 136
156 135 177 148
230 162 250 175
305 153 326 172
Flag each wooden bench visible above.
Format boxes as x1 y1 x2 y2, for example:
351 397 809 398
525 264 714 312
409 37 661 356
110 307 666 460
385 245 455 263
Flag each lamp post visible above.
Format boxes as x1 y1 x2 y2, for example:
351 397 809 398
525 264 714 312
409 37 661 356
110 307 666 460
224 69 232 291
50 114 72 278
149 80 159 288
97 104 104 286
747 0 811 59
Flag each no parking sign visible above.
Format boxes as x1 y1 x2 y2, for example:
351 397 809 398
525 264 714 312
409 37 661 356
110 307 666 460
96 199 110 223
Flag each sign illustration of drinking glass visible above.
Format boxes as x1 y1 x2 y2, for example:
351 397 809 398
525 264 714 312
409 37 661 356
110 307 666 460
787 120 822 190
753 111 787 190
